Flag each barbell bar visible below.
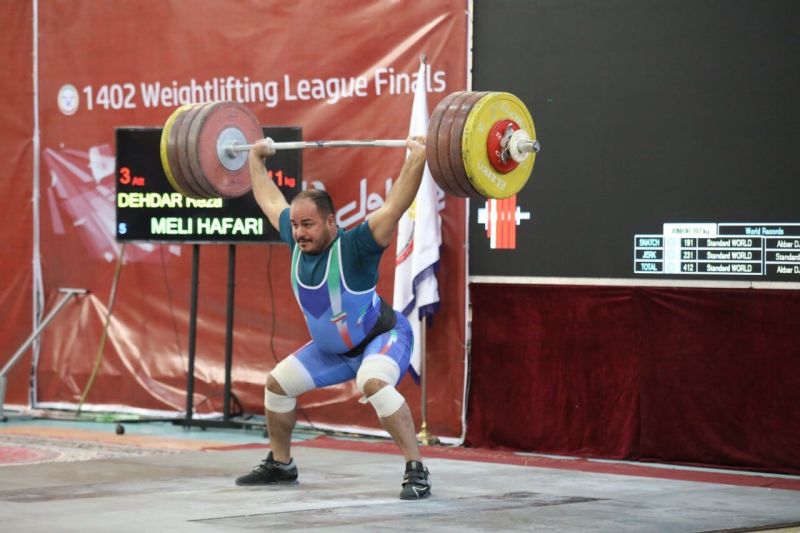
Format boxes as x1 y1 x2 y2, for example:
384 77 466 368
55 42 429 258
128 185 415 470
222 138 539 157
160 91 540 200
227 139 408 153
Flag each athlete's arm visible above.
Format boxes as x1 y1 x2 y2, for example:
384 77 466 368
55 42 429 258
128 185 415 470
367 136 427 248
249 139 289 230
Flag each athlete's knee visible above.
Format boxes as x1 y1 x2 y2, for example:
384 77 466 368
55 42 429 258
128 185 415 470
357 355 405 418
360 378 386 398
266 373 286 395
356 355 400 394
264 356 315 414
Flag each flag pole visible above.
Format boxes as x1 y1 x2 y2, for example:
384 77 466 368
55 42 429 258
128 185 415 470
402 51 438 446
417 318 440 445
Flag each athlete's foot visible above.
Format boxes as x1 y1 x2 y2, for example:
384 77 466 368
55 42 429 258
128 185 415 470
400 460 431 500
235 451 299 485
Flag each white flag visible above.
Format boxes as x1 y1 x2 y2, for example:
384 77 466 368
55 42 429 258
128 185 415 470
393 59 442 378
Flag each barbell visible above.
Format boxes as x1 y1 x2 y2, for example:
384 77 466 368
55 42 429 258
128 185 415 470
159 91 540 200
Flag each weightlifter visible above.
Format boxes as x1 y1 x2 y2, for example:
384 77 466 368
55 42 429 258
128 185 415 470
234 135 432 500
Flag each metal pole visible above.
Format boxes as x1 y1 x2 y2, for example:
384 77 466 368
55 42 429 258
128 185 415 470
416 318 440 445
1 288 87 377
1 288 87 420
420 319 427 424
223 244 236 420
184 244 200 425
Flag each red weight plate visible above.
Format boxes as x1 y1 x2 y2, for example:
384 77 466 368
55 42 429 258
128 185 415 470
187 101 262 199
166 104 203 197
426 92 462 196
183 102 225 198
448 91 489 198
176 103 216 198
435 92 476 198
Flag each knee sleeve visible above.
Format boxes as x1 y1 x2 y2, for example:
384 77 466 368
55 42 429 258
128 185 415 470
356 355 401 394
365 385 406 418
264 355 315 413
356 355 404 418
265 389 296 413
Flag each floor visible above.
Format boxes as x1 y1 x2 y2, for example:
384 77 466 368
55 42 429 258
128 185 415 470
1 413 799 532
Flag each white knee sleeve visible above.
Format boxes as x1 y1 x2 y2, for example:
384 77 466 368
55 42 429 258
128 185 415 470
265 389 296 413
366 385 406 418
264 355 315 413
356 355 401 393
356 355 404 418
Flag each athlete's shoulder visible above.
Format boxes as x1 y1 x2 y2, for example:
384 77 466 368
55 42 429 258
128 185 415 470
342 221 384 254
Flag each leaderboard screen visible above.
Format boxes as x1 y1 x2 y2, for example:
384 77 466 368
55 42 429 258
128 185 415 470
635 224 800 278
115 127 300 243
471 0 800 283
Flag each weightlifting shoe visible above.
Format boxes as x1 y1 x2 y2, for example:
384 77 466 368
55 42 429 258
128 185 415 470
235 451 298 485
400 460 431 500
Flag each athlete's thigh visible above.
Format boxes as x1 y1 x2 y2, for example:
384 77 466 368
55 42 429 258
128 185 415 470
292 340 360 388
359 312 414 385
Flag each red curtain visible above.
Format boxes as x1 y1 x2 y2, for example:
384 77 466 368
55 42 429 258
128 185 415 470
467 283 800 475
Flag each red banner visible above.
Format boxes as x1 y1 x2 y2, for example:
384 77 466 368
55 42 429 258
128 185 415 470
0 1 35 407
1 0 468 438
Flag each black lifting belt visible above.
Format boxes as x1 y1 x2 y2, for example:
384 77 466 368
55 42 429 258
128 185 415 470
340 297 398 357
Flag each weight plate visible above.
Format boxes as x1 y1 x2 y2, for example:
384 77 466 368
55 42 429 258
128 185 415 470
425 92 463 196
486 118 520 173
176 103 215 198
182 102 224 198
187 101 262 198
161 104 199 197
462 92 536 199
159 105 188 194
436 92 478 198
448 91 489 198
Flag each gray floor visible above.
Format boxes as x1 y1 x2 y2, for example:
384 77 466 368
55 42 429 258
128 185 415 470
1 438 800 532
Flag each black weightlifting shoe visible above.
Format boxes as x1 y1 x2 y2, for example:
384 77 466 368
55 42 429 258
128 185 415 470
235 451 298 486
400 460 431 500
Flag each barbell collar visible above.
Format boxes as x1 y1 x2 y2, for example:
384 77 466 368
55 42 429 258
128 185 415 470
507 129 541 166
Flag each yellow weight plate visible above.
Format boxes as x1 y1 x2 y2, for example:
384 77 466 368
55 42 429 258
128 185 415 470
461 92 536 199
448 91 490 198
159 104 196 196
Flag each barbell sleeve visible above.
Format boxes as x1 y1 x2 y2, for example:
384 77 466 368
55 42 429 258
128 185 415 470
519 140 541 154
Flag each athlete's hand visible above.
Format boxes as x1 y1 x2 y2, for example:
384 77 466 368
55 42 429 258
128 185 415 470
250 138 276 159
406 135 426 161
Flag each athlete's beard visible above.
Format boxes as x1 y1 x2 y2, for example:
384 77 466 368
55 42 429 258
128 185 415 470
297 228 336 255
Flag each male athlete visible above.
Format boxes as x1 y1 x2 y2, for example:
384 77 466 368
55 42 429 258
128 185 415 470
235 135 431 500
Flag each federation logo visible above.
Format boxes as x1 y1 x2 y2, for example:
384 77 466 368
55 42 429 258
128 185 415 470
57 84 80 116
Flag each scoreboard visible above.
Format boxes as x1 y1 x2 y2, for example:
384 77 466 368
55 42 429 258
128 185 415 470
635 224 800 278
471 0 800 284
115 127 300 243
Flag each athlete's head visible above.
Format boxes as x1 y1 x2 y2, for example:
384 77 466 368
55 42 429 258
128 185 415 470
289 189 338 254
